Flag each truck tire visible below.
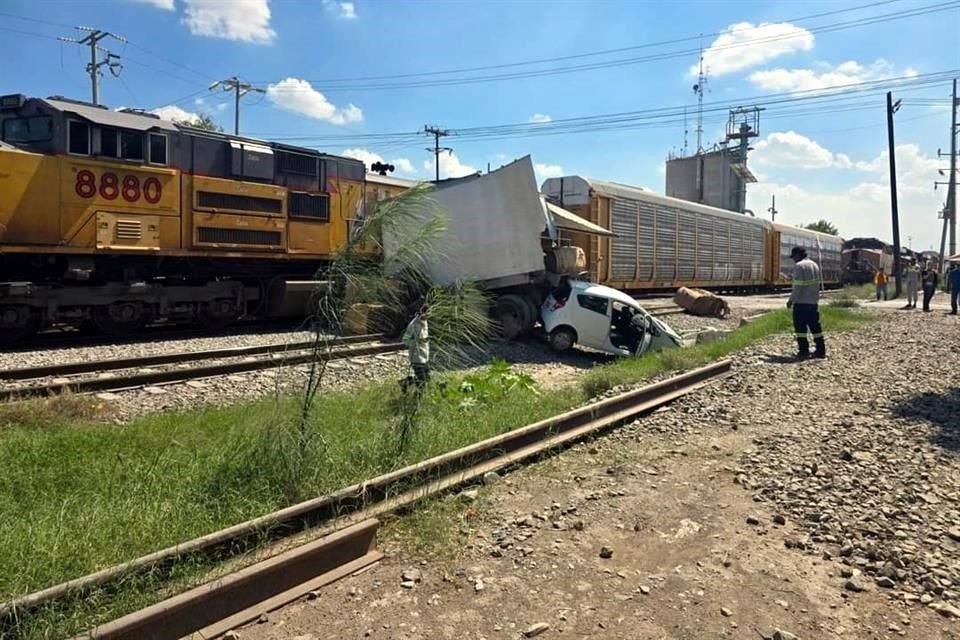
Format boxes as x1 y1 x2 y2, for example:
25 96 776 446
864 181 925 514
494 294 530 340
549 326 577 353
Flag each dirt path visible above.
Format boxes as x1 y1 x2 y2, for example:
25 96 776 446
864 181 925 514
237 310 960 640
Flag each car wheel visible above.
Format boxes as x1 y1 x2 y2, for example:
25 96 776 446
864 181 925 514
549 326 576 353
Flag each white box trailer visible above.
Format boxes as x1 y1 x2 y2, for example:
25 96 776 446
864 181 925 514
384 155 609 338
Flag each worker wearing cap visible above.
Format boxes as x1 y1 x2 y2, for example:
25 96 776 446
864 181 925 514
786 246 825 360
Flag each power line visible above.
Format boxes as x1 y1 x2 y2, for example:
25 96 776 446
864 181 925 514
210 77 265 135
255 2 960 92
245 70 956 146
57 27 127 106
423 126 452 181
250 0 908 86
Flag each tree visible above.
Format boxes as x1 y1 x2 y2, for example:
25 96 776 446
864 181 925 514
175 114 222 132
804 220 839 236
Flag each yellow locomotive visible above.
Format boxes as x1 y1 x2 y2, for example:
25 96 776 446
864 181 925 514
0 93 365 339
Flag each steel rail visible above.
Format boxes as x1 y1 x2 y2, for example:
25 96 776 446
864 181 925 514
0 340 402 401
0 333 386 381
1 359 730 633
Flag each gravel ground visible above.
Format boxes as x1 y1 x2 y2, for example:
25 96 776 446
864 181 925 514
0 298 758 420
0 328 320 371
236 309 960 640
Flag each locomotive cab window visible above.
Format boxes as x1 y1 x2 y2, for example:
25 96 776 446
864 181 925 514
148 133 167 165
1 116 52 143
99 127 118 157
68 120 90 155
120 130 144 161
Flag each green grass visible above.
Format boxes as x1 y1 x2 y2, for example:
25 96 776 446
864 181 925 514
0 307 870 638
579 307 869 396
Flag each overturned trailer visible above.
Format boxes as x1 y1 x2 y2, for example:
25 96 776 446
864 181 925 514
384 156 606 338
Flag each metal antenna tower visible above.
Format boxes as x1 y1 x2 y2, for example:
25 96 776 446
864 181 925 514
692 45 708 153
58 27 126 106
682 106 689 156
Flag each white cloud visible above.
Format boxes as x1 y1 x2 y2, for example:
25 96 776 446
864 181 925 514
267 78 363 125
528 113 552 123
424 151 476 179
182 0 275 43
127 0 175 9
341 149 417 177
749 59 917 93
322 0 357 19
151 105 202 124
753 131 853 170
534 163 564 181
695 22 813 76
394 158 416 175
747 142 943 249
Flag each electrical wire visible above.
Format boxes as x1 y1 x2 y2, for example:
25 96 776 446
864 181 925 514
257 2 960 92
251 0 909 85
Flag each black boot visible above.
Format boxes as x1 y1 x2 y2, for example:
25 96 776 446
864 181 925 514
814 338 826 359
796 338 810 361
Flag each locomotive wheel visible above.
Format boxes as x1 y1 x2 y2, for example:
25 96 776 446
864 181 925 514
0 305 41 343
197 299 240 332
92 302 149 335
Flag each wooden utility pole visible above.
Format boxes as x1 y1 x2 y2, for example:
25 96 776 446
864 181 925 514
58 27 125 106
948 78 958 259
211 77 265 136
767 194 778 222
423 125 451 181
886 91 903 298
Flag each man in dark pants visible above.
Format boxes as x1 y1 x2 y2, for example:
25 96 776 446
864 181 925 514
948 263 960 315
786 246 825 360
921 262 940 312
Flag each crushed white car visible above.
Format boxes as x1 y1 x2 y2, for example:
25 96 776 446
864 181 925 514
541 280 683 356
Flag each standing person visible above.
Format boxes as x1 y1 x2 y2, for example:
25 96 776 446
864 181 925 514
921 261 940 313
904 260 921 309
874 268 888 301
948 262 960 315
401 297 430 389
786 246 826 360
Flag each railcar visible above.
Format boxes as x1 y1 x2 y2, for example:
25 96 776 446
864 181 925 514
540 175 843 292
0 94 365 339
771 222 843 287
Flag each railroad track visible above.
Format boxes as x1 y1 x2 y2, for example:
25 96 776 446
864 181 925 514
0 334 401 402
0 359 731 639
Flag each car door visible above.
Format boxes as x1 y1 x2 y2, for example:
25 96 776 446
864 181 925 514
573 294 612 349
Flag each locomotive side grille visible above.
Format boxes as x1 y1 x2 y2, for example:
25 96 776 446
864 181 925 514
197 227 282 246
196 191 282 215
114 220 142 241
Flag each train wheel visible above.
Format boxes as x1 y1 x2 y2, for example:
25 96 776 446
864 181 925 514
92 302 148 335
0 305 41 343
197 299 240 332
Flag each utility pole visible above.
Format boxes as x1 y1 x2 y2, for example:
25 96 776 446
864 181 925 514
948 78 958 259
423 125 451 181
886 91 903 298
210 77 265 136
767 194 778 222
58 27 126 106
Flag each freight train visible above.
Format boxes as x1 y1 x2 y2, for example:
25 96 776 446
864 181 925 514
0 93 366 340
541 175 843 292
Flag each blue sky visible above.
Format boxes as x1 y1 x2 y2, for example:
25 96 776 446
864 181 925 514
1 0 958 250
